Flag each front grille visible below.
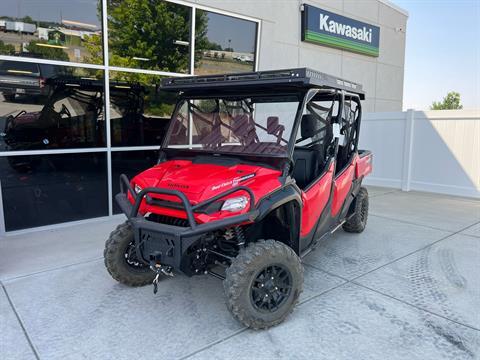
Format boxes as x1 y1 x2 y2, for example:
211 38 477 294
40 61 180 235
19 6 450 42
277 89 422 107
146 213 189 227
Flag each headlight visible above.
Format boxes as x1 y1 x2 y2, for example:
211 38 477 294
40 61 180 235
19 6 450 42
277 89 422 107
134 184 142 194
221 196 249 212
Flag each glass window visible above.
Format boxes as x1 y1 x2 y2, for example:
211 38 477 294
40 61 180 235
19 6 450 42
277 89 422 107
0 152 108 231
0 0 103 64
109 71 175 147
0 62 105 151
108 1 191 73
111 150 158 214
166 94 300 156
195 10 257 75
296 100 337 147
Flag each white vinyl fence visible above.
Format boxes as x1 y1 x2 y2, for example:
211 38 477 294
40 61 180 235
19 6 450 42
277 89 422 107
359 109 480 199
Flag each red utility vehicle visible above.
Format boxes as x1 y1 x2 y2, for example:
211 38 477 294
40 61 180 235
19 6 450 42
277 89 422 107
104 68 373 329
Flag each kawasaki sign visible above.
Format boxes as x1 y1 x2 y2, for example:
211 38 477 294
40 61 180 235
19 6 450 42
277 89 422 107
301 4 380 57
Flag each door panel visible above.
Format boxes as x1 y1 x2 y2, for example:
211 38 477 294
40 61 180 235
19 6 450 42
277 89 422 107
332 159 356 217
300 162 334 237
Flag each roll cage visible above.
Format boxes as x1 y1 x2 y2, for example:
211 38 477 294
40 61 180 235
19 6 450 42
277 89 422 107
160 68 364 180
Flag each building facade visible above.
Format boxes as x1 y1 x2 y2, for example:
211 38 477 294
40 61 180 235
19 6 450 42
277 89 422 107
0 0 407 232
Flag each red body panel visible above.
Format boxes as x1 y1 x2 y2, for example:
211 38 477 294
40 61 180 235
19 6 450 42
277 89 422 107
331 153 373 217
129 150 372 233
300 162 334 237
356 152 373 179
332 161 356 217
131 160 282 223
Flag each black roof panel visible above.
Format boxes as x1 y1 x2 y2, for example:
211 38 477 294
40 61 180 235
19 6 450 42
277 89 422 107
161 68 365 99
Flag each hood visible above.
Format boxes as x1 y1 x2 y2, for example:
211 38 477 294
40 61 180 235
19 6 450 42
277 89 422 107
132 159 282 204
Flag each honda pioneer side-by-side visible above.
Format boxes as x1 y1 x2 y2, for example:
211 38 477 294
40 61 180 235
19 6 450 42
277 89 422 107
104 68 373 329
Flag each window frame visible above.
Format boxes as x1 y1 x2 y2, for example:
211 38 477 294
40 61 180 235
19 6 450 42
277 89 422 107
0 0 261 234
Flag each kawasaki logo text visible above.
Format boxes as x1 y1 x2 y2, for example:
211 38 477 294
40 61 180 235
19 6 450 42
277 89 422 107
319 14 372 43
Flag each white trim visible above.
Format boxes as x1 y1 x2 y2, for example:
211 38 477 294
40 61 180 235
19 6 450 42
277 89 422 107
108 66 190 77
2 214 125 237
0 55 105 70
190 7 196 75
363 177 402 189
401 109 414 191
102 0 113 216
255 17 261 71
111 146 160 152
0 148 108 157
410 181 480 199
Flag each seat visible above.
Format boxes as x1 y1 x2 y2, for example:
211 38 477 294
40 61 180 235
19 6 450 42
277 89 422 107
292 114 326 189
293 148 317 189
221 114 259 153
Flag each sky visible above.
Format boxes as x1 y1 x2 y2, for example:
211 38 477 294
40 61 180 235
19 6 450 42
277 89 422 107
205 12 257 53
393 0 480 110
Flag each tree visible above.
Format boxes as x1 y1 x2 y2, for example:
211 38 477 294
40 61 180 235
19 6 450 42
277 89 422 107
430 91 463 110
21 16 34 24
106 0 207 73
0 40 15 55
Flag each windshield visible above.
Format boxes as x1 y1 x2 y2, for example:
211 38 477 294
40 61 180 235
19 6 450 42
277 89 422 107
164 94 301 156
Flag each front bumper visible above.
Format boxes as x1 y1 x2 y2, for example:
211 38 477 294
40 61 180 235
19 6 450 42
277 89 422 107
116 174 258 275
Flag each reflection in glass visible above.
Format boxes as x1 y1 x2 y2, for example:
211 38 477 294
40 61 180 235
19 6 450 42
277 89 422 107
0 152 108 231
109 71 175 147
111 150 158 213
107 1 191 73
0 61 105 151
166 95 299 156
195 10 257 75
0 0 103 64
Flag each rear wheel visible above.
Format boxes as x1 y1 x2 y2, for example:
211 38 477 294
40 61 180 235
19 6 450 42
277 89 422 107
224 240 303 329
104 221 155 286
343 186 369 233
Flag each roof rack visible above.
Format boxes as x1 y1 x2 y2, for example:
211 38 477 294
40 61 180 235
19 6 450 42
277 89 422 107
161 68 365 99
46 76 145 91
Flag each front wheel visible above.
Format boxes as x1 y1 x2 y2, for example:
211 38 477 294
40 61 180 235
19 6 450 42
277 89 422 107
104 221 155 286
343 186 369 233
224 240 303 330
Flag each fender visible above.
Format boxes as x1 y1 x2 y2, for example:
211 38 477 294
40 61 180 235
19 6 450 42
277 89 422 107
254 183 303 253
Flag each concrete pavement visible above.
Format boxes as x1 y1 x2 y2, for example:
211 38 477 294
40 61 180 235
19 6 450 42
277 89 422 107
1 187 479 359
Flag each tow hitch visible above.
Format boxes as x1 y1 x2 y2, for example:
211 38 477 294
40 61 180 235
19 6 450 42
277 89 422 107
151 264 173 294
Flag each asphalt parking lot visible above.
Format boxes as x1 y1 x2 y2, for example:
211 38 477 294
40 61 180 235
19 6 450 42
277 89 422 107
1 186 479 360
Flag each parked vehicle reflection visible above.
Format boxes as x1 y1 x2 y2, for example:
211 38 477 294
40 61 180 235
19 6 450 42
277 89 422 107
0 60 70 103
0 74 172 163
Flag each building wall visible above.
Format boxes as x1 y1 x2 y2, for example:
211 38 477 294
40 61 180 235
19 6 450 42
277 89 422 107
196 0 408 112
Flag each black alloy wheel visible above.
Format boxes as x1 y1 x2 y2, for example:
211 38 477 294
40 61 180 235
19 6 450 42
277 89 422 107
124 240 148 270
250 264 292 312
